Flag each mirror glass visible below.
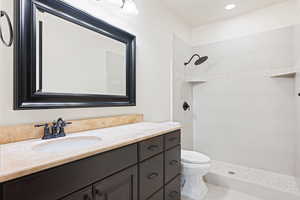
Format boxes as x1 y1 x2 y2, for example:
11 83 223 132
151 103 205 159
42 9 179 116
35 9 127 96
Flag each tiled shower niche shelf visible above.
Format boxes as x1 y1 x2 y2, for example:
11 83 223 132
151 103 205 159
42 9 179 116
185 80 207 84
270 71 296 78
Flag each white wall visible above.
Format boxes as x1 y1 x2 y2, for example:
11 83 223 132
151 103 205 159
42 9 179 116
172 35 193 150
191 0 300 176
0 0 190 126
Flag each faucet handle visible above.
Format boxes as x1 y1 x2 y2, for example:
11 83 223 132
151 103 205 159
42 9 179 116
65 121 72 126
56 118 72 127
54 118 72 137
34 123 49 128
35 123 52 140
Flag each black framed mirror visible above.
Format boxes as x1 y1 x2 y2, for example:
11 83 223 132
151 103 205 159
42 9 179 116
14 0 136 110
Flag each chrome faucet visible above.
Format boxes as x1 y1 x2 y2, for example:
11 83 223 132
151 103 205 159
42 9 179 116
35 118 72 140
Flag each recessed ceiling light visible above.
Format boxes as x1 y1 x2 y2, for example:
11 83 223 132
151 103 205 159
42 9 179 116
225 4 236 10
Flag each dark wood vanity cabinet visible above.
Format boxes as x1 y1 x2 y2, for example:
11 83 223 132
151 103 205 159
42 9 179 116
62 187 93 200
139 154 164 200
93 166 138 200
165 176 181 200
0 130 181 200
61 166 138 200
165 146 181 184
139 136 164 161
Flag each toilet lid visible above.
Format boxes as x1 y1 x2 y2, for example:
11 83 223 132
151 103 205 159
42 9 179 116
181 150 210 164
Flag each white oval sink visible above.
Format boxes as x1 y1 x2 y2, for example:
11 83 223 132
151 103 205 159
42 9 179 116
32 136 102 153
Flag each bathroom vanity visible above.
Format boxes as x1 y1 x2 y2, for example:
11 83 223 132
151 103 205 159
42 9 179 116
0 122 181 200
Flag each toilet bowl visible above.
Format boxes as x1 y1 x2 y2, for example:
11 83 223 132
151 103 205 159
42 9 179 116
181 150 211 200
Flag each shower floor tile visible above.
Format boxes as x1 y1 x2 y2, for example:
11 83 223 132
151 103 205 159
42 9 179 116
209 160 300 195
205 184 264 200
182 184 264 200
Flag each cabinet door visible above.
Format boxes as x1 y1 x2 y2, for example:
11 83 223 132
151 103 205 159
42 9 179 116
93 166 137 200
147 189 163 200
139 154 164 200
62 186 92 200
139 136 163 161
165 176 181 200
165 130 180 150
165 145 181 183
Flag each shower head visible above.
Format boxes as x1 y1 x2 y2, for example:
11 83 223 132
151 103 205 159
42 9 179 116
195 56 208 65
184 54 208 66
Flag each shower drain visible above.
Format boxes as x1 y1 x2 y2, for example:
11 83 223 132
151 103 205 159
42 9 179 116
228 171 236 175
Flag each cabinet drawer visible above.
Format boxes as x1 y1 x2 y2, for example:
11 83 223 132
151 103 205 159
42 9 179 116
139 154 164 200
139 136 163 161
147 189 163 200
165 145 181 183
2 144 137 200
93 166 137 200
62 186 92 200
165 176 181 200
165 130 181 150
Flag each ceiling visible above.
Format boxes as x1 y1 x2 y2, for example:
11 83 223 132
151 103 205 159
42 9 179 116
162 0 288 27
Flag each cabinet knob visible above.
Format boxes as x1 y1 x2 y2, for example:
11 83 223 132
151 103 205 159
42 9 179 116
168 191 179 199
94 189 103 196
83 194 91 200
168 137 177 142
147 172 159 180
169 160 179 166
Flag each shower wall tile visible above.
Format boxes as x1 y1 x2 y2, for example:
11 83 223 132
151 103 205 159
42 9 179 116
293 24 300 189
193 27 294 78
192 26 297 176
172 35 194 150
295 74 300 188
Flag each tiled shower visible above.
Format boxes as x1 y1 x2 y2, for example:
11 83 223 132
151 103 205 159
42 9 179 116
173 25 300 199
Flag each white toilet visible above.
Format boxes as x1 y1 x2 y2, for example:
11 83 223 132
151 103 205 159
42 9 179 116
181 150 211 200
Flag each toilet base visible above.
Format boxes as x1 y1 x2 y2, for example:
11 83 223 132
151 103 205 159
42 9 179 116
181 175 208 200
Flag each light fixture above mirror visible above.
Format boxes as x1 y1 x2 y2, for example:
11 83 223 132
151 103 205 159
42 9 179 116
121 0 139 15
96 0 139 15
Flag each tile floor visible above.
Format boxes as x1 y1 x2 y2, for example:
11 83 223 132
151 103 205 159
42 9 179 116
210 160 300 195
205 184 263 200
182 184 264 200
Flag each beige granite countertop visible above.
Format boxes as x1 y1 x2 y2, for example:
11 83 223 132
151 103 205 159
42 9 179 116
0 122 181 183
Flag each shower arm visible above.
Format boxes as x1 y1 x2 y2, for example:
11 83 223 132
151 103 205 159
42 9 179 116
184 54 201 66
